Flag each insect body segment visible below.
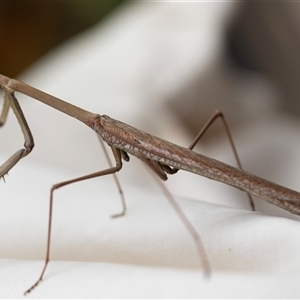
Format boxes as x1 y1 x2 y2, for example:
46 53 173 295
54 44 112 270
87 114 300 216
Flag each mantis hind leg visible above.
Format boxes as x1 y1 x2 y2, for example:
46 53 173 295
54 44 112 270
24 146 123 295
167 110 255 211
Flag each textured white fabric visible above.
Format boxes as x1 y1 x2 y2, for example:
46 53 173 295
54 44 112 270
1 161 300 298
1 2 300 298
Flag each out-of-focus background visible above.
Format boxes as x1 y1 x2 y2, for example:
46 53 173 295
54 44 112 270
0 1 124 77
2 1 300 115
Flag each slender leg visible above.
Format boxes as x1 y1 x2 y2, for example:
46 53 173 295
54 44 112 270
24 147 123 295
97 136 127 218
138 151 211 276
190 110 255 210
167 110 255 211
0 90 34 178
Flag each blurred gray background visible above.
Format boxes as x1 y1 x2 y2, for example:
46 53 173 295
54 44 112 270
1 1 300 128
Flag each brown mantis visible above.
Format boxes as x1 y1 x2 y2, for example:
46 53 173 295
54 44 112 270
1 73 300 294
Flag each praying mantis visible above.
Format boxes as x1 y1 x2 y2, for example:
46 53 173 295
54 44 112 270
1 73 300 295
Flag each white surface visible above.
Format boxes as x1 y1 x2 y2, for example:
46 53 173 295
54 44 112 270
1 1 300 298
1 160 300 298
